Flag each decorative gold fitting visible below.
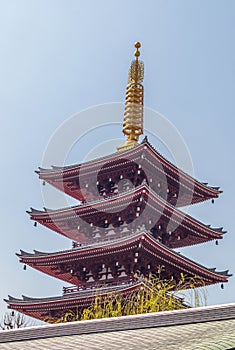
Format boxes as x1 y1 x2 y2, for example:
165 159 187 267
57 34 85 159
117 42 144 152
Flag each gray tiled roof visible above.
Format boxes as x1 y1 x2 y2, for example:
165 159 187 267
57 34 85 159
0 303 235 349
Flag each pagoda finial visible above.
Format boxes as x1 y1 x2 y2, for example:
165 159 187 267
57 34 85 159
117 42 144 152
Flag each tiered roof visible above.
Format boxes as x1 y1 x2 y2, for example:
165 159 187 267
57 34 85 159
28 183 224 246
5 282 144 321
37 137 221 208
17 231 230 287
5 42 230 322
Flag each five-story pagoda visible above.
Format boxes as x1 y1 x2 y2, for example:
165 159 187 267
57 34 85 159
5 43 230 322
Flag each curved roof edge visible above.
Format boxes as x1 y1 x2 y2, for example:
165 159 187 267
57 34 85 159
37 136 221 195
27 183 226 238
16 230 232 280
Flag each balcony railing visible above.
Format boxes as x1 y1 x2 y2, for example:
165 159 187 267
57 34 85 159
63 278 136 296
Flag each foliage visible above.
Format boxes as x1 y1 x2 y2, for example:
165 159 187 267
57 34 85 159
80 273 207 321
47 271 207 323
0 311 34 330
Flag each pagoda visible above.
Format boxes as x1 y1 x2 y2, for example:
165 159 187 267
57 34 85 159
5 43 230 322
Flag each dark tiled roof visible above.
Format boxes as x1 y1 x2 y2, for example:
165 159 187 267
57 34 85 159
38 137 221 195
28 183 225 244
16 231 231 281
141 137 222 193
5 281 143 304
28 183 224 231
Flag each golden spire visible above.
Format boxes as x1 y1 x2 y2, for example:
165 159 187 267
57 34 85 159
117 42 144 152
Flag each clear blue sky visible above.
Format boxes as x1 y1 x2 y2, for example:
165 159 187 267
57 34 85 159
0 0 235 321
